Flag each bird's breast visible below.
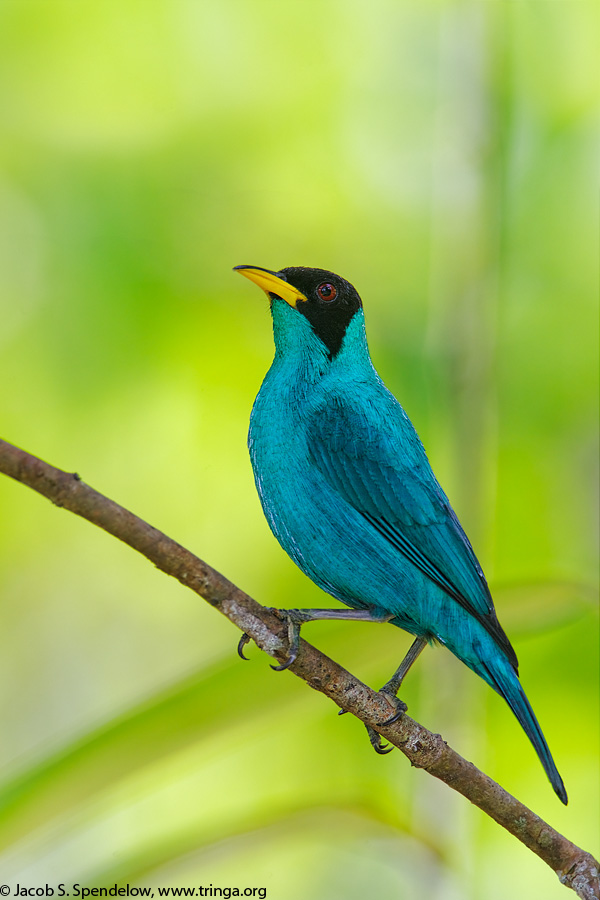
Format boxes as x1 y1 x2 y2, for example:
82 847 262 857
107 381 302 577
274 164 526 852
248 377 314 512
248 370 337 570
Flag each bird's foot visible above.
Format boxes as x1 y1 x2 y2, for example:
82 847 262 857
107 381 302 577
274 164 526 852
236 609 315 669
267 608 315 671
363 690 407 755
376 688 408 727
366 725 394 755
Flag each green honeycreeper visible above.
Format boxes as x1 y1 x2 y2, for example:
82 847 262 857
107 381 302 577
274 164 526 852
234 264 567 805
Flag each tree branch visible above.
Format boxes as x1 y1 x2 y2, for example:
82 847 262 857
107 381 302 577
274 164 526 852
0 438 597 899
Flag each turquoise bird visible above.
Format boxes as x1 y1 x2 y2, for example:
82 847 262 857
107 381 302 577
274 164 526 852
235 264 567 805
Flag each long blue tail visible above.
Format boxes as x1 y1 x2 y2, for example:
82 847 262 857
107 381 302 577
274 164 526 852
481 657 568 805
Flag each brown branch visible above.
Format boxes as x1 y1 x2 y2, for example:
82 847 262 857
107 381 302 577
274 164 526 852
0 437 598 899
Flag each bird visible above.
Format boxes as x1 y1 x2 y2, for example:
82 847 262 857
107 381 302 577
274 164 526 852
234 263 567 805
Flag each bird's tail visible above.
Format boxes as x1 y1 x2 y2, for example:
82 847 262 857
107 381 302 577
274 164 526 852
480 656 568 805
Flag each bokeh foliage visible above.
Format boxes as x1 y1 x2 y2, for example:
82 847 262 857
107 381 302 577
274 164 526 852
0 2 597 898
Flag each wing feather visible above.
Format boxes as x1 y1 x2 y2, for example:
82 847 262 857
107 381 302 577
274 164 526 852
308 391 517 669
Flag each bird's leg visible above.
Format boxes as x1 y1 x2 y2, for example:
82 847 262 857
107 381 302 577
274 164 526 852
379 635 428 707
237 608 394 670
366 636 428 754
270 608 394 671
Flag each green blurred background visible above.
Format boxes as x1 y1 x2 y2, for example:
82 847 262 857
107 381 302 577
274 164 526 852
0 1 597 897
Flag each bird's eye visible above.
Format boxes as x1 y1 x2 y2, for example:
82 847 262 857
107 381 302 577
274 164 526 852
317 283 337 302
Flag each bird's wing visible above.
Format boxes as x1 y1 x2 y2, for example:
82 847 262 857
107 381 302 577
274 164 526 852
307 388 517 666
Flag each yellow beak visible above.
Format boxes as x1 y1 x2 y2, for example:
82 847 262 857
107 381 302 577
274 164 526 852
234 265 307 308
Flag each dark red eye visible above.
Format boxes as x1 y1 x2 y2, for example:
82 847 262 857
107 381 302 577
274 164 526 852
317 283 337 302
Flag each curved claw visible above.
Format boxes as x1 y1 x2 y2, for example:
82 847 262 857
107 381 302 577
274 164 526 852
237 633 251 660
373 740 394 755
270 647 298 671
377 708 405 727
268 608 303 671
376 697 407 727
366 724 394 755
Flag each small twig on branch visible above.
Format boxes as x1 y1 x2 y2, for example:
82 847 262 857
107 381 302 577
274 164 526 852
0 438 598 899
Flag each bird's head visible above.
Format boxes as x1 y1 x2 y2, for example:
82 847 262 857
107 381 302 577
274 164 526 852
234 265 364 360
